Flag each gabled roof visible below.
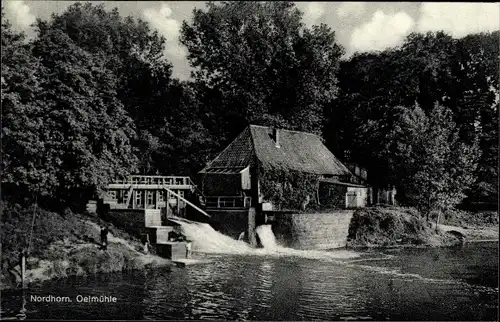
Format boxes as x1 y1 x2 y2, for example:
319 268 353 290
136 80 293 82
199 125 352 177
199 127 255 173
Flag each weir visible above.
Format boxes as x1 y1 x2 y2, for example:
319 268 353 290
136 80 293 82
255 225 278 249
169 216 360 260
270 211 355 249
169 216 252 254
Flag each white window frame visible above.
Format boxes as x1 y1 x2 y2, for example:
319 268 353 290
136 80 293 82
147 191 154 205
136 191 143 205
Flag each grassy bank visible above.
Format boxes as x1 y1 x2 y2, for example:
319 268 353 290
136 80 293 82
439 208 499 241
346 207 475 248
440 207 499 227
1 202 171 290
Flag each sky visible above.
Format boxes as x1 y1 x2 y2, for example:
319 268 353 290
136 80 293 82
3 1 499 80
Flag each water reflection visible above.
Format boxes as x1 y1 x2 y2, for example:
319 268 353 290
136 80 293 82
1 242 498 320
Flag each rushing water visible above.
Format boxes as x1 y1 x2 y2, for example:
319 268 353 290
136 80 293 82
1 222 498 321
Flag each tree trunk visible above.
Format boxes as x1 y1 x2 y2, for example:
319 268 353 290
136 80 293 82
426 195 431 222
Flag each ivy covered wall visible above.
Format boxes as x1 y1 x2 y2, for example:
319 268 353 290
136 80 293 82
257 164 320 211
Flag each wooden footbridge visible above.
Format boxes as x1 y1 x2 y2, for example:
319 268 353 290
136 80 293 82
102 175 209 217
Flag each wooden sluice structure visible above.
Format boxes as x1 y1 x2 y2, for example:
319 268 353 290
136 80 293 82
102 175 197 217
100 175 211 262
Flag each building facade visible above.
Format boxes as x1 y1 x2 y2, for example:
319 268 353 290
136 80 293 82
199 125 370 212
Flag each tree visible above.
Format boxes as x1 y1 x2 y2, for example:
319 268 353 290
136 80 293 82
37 3 221 177
1 15 47 202
329 30 498 207
29 28 138 210
143 80 217 177
454 32 499 205
34 3 177 174
181 1 344 143
399 103 479 221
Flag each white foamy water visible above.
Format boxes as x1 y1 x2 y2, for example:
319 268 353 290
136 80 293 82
165 217 475 286
255 225 278 249
169 217 253 254
169 217 360 260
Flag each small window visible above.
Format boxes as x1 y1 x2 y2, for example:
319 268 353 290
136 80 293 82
136 191 142 205
147 191 154 205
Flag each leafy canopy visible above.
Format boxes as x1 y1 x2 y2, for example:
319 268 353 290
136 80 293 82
181 1 344 143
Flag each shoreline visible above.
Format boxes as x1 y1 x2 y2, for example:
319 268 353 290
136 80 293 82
6 235 497 291
2 204 497 291
1 217 174 291
347 237 499 251
346 207 498 249
467 239 499 243
1 249 173 291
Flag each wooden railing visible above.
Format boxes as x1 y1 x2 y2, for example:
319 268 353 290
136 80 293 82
205 196 252 209
111 175 191 186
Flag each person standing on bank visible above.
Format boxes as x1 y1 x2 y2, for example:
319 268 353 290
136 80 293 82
100 225 109 250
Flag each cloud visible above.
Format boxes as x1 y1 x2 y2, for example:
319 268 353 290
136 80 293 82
417 3 500 37
143 3 187 60
301 2 325 26
350 10 414 52
4 1 36 30
337 2 366 18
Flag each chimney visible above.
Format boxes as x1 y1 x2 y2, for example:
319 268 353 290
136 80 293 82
272 128 280 148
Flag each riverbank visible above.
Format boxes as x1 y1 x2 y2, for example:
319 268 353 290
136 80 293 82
1 202 172 290
346 207 498 248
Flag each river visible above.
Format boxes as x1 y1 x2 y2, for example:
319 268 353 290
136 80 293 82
1 240 498 320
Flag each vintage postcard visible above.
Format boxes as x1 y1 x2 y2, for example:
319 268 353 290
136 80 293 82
1 1 498 320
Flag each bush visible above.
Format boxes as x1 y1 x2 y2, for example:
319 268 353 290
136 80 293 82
440 208 499 227
347 207 455 247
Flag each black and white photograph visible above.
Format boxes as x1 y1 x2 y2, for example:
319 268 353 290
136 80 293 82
1 1 498 320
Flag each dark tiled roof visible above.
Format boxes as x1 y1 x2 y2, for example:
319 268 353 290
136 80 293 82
199 127 255 173
199 125 352 177
201 167 247 174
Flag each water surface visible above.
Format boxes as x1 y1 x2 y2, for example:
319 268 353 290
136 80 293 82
1 242 498 320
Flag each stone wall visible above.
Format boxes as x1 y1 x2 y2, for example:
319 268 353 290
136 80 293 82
145 209 162 227
271 211 355 249
145 226 174 245
156 242 187 260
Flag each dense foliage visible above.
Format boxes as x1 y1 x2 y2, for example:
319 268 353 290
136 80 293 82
1 2 498 216
347 207 462 247
258 165 319 210
327 30 499 209
181 1 343 143
395 104 479 217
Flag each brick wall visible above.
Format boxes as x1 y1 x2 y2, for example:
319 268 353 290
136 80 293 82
271 211 354 249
